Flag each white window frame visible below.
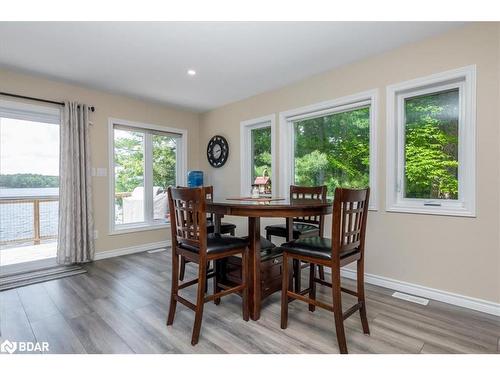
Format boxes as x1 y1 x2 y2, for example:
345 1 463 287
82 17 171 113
279 90 378 210
108 118 187 235
240 114 277 196
386 65 476 217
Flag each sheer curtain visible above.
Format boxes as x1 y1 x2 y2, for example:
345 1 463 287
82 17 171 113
57 101 95 264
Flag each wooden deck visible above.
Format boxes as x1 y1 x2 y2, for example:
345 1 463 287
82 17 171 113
1 248 499 354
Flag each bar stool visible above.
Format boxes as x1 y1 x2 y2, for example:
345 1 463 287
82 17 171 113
179 185 236 281
265 185 328 292
280 187 370 354
166 186 249 345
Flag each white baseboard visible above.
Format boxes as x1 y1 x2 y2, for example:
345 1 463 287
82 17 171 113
337 268 500 317
94 241 171 261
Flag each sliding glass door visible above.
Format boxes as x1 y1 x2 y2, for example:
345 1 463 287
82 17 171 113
0 100 61 271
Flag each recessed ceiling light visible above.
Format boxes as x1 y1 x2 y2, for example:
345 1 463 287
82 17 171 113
187 69 196 76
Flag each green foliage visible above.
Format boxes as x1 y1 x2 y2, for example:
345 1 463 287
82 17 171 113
293 107 370 195
0 174 59 188
114 131 144 193
404 90 458 199
252 127 272 181
152 134 177 188
114 131 177 195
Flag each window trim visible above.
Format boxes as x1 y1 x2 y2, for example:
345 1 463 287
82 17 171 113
279 89 378 210
240 114 277 196
385 65 476 217
108 117 187 235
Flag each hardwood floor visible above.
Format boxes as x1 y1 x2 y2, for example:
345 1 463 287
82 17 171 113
1 249 499 354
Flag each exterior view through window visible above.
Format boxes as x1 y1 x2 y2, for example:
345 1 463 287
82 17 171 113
114 128 145 225
251 126 272 182
0 113 60 267
112 125 180 230
293 107 370 195
404 89 459 200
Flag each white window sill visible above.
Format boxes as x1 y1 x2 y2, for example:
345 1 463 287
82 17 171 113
109 222 170 236
386 205 475 218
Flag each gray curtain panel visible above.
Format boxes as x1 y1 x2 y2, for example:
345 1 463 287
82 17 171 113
57 101 95 264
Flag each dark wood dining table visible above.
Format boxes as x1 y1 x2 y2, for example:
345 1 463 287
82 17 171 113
206 197 332 321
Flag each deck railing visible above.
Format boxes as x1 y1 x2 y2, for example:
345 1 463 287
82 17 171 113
0 192 140 247
0 196 59 246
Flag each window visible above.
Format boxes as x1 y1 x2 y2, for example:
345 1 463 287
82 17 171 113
240 115 276 196
279 90 378 209
386 66 476 216
109 118 187 233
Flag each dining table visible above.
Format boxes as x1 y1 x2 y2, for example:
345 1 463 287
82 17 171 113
206 197 332 321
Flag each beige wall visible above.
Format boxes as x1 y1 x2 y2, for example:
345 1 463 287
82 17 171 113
0 68 200 254
199 23 500 303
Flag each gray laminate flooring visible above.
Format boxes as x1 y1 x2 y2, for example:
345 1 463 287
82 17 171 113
1 249 499 354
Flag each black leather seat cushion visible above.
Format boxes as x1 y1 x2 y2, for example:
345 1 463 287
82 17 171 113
265 223 319 239
279 236 359 260
180 234 247 254
206 221 236 234
240 236 276 250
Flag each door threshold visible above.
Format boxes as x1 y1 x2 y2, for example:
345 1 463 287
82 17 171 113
0 263 86 291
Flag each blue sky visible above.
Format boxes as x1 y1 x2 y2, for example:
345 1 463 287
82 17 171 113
0 118 59 176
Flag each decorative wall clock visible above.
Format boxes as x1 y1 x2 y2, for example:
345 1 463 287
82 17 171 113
207 135 229 168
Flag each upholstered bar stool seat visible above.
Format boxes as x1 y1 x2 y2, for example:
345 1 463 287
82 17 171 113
241 235 276 251
280 237 359 261
207 221 237 235
180 234 248 254
264 223 319 240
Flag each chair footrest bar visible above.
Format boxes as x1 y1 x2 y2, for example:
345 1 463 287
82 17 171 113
341 287 358 297
179 278 200 290
286 290 334 312
204 284 245 302
216 282 235 291
342 302 363 320
175 295 196 311
314 278 332 287
299 288 311 296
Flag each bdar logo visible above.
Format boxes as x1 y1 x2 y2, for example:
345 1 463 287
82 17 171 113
0 339 17 354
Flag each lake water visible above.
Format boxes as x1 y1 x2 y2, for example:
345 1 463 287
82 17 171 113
0 188 59 244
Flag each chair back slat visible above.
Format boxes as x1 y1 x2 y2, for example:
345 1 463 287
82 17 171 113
168 187 208 254
331 187 370 259
290 185 328 225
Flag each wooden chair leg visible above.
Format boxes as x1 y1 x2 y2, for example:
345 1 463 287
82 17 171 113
213 260 221 305
241 248 249 321
281 253 290 329
179 256 186 281
332 267 348 354
293 259 301 292
167 251 179 326
357 259 370 335
308 262 316 312
318 265 325 280
266 232 271 241
191 260 207 346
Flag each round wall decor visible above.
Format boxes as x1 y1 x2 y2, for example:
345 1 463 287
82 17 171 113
207 135 229 168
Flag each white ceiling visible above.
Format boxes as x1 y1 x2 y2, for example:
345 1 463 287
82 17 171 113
0 22 464 112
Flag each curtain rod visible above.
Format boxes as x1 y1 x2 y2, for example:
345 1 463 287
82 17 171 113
0 92 95 112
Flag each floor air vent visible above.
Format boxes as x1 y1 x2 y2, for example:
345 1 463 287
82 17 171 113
147 248 167 254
